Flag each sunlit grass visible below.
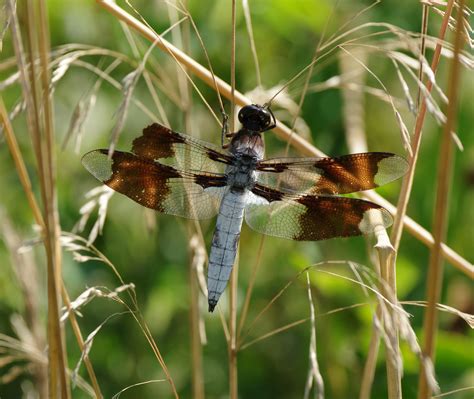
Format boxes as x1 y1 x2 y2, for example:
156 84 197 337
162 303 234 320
0 1 472 398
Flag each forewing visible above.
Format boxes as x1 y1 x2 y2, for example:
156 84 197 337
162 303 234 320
257 153 408 195
131 123 232 173
245 184 392 241
82 149 227 220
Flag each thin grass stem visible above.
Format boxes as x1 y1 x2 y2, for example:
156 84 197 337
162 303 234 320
418 1 466 397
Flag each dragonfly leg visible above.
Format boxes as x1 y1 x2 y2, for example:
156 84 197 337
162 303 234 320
221 110 230 148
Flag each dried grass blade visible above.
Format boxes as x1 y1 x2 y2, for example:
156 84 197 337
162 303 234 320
228 3 238 399
239 318 309 351
242 0 261 87
71 312 128 387
340 49 368 153
376 232 402 399
189 234 206 399
389 0 456 254
35 0 70 394
418 1 466 397
303 272 325 399
237 237 266 340
0 0 13 51
391 58 416 113
8 0 70 395
0 98 44 229
111 379 167 399
359 308 382 399
339 45 413 156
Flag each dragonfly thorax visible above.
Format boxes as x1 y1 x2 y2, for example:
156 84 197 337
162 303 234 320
226 153 258 190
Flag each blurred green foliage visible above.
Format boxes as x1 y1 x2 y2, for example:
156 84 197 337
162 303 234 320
0 1 472 398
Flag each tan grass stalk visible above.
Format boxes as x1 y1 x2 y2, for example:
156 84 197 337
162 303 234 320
338 50 394 398
174 2 207 396
389 0 456 252
242 0 262 87
376 232 402 399
339 49 368 153
60 287 103 398
188 234 206 399
228 2 239 399
228 259 239 399
1 100 104 397
338 51 383 399
236 0 313 341
0 209 47 396
303 272 325 399
0 98 44 229
96 0 471 276
338 47 403 396
359 308 381 399
417 1 467 397
7 1 110 396
237 237 266 339
111 379 167 398
2 54 104 399
238 0 346 343
417 4 430 108
20 0 70 395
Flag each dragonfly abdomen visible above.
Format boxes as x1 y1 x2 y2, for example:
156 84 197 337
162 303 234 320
207 190 247 312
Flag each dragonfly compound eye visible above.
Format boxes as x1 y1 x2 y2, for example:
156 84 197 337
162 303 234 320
238 104 272 132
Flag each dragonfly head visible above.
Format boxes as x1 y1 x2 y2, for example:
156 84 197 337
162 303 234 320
238 104 275 133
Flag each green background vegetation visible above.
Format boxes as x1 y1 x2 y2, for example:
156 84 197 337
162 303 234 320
0 1 472 398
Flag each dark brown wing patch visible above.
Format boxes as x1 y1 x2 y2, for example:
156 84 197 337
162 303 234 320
82 149 227 219
257 153 408 195
131 123 232 172
293 195 390 240
310 153 398 194
100 149 180 212
132 123 185 159
245 191 392 241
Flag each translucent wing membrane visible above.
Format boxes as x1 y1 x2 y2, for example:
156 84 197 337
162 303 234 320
245 184 393 241
257 153 408 195
131 123 232 173
82 150 227 220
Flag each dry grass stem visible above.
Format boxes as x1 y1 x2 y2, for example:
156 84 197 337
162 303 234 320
0 98 44 229
389 0 456 253
242 0 261 87
25 1 69 395
111 379 167 399
359 308 382 399
228 3 238 398
2 23 103 395
239 318 309 351
338 53 399 398
401 301 474 327
339 45 412 156
418 1 467 397
237 237 266 340
377 241 402 399
303 272 325 399
340 49 368 153
188 233 206 399
0 209 47 395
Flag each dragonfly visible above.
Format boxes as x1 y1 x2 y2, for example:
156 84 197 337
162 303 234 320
82 104 408 312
